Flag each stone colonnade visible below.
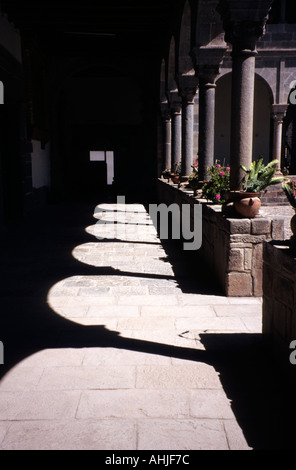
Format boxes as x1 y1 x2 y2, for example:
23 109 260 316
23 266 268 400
160 0 277 190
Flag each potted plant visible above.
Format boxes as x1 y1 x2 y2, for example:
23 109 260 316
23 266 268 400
201 161 230 204
162 169 171 181
170 161 181 184
282 180 296 238
231 157 286 217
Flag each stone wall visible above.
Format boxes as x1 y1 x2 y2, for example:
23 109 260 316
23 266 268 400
262 241 296 364
157 178 285 296
260 183 291 205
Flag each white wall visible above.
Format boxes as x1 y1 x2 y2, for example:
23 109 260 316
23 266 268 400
31 140 51 189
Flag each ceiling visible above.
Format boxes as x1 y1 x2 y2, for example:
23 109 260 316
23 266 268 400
1 0 178 61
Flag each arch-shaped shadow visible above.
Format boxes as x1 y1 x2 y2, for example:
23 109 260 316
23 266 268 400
0 199 294 450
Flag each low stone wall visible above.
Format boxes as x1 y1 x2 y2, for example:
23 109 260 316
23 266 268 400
157 179 285 296
263 241 296 364
260 183 290 206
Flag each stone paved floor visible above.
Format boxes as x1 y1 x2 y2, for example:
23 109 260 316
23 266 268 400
0 197 289 450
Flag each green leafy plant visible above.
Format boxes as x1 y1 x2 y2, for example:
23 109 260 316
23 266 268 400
240 157 286 193
282 180 296 209
202 161 230 204
162 169 171 180
188 166 199 194
173 161 181 175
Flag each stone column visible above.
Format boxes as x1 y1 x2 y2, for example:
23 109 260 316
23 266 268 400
192 47 227 182
271 104 287 172
170 99 182 171
178 75 198 178
230 44 257 189
198 75 217 181
160 101 172 171
217 0 272 190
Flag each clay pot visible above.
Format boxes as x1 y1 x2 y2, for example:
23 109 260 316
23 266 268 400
170 174 180 184
233 192 261 218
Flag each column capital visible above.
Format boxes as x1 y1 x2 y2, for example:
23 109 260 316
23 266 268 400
217 0 272 53
192 45 227 85
160 100 171 121
271 104 288 122
177 74 198 102
168 89 182 114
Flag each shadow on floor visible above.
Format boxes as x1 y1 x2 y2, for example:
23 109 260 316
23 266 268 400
0 196 295 449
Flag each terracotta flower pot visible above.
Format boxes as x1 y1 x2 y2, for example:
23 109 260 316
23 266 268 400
233 192 261 218
170 174 180 184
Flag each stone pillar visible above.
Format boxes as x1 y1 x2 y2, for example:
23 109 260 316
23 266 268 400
230 44 257 189
181 94 194 177
178 75 198 178
160 101 172 171
170 99 182 171
271 104 287 172
198 75 217 181
217 0 272 190
192 47 227 182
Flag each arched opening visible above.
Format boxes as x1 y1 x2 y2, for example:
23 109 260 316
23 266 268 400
178 0 194 75
215 72 273 165
167 36 177 93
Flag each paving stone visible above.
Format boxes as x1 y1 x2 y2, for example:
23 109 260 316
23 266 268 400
117 317 175 331
0 422 9 447
0 419 137 450
78 287 111 296
140 305 216 318
175 316 248 333
82 347 172 366
0 391 81 420
214 304 262 317
190 389 234 419
36 365 136 390
137 419 229 450
0 367 44 391
117 295 179 306
178 294 230 305
136 364 221 390
87 305 140 318
223 419 252 450
76 390 190 419
16 348 85 368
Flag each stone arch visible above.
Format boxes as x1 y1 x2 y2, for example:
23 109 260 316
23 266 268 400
253 73 273 162
254 72 274 106
167 36 177 93
215 71 273 164
160 58 167 102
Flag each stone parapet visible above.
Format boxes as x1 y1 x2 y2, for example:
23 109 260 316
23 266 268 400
157 178 285 296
